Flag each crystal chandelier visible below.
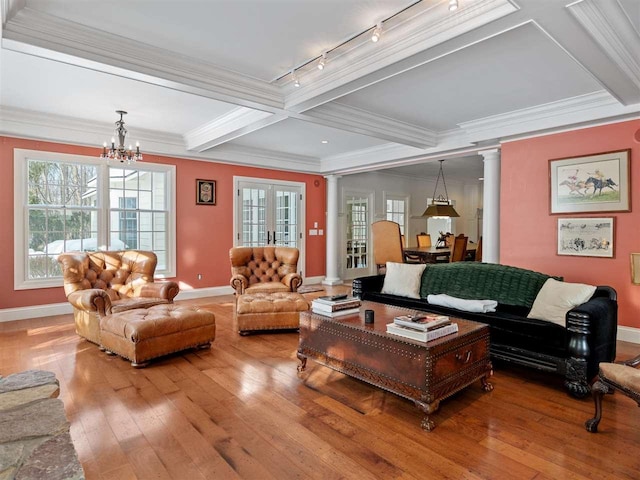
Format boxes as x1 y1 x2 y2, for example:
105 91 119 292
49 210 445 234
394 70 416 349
100 110 143 164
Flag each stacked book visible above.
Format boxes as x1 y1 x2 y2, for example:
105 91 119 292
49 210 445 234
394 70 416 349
386 313 458 342
311 295 361 317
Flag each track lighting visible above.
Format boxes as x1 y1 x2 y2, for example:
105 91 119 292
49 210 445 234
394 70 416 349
371 23 382 43
292 71 300 87
448 0 459 12
317 53 326 70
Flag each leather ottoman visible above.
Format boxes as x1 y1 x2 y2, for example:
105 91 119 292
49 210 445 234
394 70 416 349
99 304 216 367
235 292 309 334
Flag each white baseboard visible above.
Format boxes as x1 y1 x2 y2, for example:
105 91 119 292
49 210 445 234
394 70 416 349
174 286 234 300
618 326 640 344
304 276 326 285
0 302 72 323
0 286 235 323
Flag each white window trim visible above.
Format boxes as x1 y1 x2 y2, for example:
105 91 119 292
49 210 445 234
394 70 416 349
14 148 176 290
383 191 410 234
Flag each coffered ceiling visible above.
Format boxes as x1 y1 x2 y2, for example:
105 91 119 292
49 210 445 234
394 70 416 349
1 0 638 178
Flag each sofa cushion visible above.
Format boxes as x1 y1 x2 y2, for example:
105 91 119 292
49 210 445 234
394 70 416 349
527 278 596 326
420 262 556 308
381 262 426 299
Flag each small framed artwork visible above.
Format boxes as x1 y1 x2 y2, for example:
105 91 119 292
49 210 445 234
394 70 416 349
549 149 630 214
196 179 216 205
557 217 614 258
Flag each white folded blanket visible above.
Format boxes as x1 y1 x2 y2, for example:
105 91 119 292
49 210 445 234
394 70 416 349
427 294 498 313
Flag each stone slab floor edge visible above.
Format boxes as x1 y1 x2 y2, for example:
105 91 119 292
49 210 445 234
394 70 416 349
0 370 84 480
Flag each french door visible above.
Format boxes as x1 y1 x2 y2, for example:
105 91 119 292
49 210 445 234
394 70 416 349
343 192 372 279
234 177 305 274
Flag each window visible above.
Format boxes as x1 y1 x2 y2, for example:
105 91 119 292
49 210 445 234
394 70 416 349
14 149 175 289
385 196 407 235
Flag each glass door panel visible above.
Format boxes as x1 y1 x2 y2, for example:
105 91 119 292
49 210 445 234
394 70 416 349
345 194 370 278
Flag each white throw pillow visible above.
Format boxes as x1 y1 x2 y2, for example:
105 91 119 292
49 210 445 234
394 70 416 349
381 262 427 299
527 278 596 326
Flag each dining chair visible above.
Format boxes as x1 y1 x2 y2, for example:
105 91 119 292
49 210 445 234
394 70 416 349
372 220 405 272
475 236 483 262
416 233 431 248
450 234 468 263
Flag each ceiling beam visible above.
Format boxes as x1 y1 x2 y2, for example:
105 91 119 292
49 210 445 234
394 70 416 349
298 102 437 149
3 7 283 111
567 0 640 102
184 108 285 152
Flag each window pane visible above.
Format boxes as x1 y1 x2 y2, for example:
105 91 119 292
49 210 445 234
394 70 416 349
20 155 174 284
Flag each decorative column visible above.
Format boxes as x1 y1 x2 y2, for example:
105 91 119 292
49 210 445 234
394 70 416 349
479 149 500 264
323 175 342 285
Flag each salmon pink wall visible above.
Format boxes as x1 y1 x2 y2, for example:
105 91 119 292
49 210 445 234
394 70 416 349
501 119 640 329
0 136 326 309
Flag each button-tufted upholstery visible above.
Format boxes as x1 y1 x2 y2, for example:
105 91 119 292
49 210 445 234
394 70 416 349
235 292 309 334
58 250 179 345
229 247 303 295
99 304 215 367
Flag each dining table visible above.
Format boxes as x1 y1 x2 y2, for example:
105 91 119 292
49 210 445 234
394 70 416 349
403 243 478 264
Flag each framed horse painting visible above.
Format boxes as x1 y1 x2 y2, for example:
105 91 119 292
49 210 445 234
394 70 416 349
557 217 614 258
549 149 630 214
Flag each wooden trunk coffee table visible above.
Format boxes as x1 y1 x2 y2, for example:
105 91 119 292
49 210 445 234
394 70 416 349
297 301 493 430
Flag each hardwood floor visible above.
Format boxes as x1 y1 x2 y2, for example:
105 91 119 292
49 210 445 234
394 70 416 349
2 288 639 480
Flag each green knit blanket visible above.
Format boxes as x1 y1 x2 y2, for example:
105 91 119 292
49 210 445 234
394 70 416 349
419 263 559 308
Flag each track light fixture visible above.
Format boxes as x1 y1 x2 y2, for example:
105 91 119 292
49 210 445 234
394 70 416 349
371 22 382 43
448 0 459 12
317 53 326 70
292 71 300 87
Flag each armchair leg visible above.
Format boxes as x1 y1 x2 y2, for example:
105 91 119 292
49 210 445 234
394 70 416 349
585 378 608 432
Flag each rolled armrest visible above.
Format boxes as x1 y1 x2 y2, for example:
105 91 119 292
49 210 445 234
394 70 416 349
281 273 303 292
352 275 385 299
137 281 180 302
567 292 618 379
67 289 111 316
230 274 248 294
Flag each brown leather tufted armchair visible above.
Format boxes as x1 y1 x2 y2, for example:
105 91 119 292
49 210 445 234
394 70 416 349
58 250 179 345
229 246 303 295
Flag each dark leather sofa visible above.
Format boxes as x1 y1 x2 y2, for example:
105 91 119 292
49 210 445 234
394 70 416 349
352 262 618 398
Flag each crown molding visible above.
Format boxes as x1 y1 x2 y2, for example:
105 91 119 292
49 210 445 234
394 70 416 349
0 105 321 172
457 90 639 142
567 0 640 95
302 102 436 149
206 144 320 173
284 0 518 112
0 105 185 148
184 107 283 152
1 0 24 24
321 143 423 173
3 7 283 110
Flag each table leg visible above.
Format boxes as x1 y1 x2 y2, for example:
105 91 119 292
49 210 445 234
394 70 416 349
415 399 440 431
481 369 494 392
297 351 307 372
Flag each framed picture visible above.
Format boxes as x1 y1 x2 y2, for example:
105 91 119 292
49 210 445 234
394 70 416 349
557 217 614 258
549 149 630 214
196 179 216 205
